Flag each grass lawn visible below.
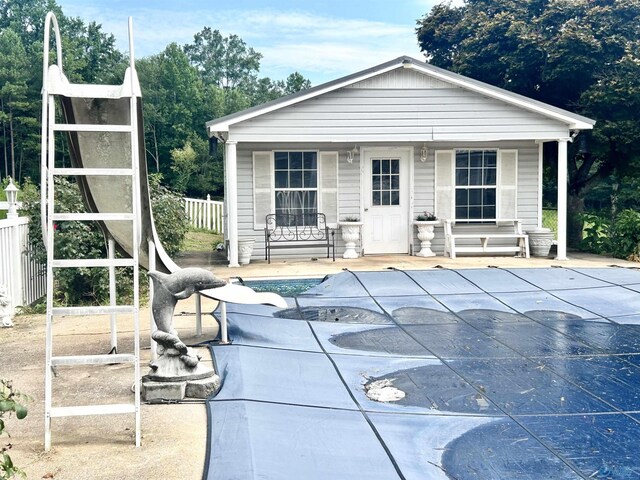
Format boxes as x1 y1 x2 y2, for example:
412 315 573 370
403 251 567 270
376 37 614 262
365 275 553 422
182 229 224 252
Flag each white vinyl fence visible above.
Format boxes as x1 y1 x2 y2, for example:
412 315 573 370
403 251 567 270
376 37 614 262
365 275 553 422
0 217 46 315
183 195 224 233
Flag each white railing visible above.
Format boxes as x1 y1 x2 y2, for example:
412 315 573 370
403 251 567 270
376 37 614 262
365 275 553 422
183 195 224 233
0 217 46 315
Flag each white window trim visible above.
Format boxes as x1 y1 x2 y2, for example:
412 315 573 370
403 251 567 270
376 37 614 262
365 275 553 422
435 148 518 222
273 150 320 220
271 148 321 213
454 148 498 222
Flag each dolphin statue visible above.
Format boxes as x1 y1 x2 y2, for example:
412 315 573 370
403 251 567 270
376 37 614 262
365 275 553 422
149 267 226 368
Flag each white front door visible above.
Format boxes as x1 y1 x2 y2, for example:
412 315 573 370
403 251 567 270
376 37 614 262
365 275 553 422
362 148 410 254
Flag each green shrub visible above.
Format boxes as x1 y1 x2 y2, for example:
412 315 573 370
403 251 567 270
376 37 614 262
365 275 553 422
608 209 640 259
148 174 189 257
20 175 189 306
1 380 29 480
580 212 610 254
581 209 640 260
22 177 117 305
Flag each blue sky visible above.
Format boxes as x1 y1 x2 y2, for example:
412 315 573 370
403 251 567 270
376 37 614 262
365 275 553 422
54 0 461 86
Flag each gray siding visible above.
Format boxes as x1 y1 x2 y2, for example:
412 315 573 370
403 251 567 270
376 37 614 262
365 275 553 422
347 68 454 89
236 144 361 261
235 140 540 260
412 141 540 256
229 88 569 143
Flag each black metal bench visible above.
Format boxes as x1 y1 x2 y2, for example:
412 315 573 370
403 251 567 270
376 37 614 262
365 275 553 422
264 213 335 264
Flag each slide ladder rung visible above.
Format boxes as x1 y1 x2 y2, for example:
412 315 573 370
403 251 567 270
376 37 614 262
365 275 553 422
52 258 136 268
49 403 136 418
52 167 133 176
52 123 133 133
51 213 134 221
51 354 136 366
52 305 136 316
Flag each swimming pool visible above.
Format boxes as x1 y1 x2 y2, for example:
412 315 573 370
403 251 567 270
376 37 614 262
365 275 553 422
240 277 323 296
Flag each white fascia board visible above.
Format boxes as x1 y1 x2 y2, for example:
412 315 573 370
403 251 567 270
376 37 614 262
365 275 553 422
206 63 402 135
409 63 594 130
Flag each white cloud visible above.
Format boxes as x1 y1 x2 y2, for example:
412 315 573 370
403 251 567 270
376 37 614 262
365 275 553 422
57 2 426 84
208 9 424 83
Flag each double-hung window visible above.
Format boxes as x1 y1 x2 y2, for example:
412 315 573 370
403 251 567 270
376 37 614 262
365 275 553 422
455 149 497 221
274 151 318 225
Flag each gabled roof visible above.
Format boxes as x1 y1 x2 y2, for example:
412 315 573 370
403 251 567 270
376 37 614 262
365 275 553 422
206 56 595 137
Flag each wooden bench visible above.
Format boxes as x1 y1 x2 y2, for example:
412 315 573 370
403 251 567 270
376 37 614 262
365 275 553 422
264 213 335 264
443 219 530 259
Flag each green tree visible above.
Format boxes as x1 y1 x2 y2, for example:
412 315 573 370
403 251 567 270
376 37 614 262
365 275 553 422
280 72 311 95
246 72 312 105
0 1 310 198
416 0 640 246
184 27 262 89
170 140 198 193
58 16 127 85
0 29 29 179
0 0 128 182
137 43 208 182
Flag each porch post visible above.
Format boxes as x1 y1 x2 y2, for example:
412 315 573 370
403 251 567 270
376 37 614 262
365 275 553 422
226 140 240 267
537 142 544 229
556 139 569 260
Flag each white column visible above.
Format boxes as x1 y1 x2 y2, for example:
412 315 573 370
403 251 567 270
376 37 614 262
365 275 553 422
226 140 240 267
537 142 544 229
556 139 569 260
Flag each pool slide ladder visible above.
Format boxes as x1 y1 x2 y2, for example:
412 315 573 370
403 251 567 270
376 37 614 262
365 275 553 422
41 12 144 451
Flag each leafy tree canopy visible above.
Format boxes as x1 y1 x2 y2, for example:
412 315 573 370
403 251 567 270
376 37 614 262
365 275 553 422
417 0 640 244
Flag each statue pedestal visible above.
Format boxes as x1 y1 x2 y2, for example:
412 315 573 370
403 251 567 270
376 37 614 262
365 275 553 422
141 347 221 401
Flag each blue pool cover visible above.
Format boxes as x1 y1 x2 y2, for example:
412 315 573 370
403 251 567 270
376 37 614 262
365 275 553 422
205 267 640 479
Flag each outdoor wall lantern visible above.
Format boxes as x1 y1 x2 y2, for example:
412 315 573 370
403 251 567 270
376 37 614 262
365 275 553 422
420 144 428 162
346 145 359 164
4 178 18 219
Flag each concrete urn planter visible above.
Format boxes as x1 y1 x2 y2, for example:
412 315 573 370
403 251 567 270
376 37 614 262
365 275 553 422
338 221 363 259
527 228 554 257
238 238 255 265
414 220 440 257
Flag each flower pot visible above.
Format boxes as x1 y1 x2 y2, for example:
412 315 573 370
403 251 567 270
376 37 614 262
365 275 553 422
338 222 363 259
527 228 554 257
238 238 255 265
414 220 440 257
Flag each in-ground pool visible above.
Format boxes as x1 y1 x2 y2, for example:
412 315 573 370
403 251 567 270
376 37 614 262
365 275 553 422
240 277 323 296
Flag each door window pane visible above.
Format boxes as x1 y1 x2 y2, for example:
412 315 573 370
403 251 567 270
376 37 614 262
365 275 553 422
371 157 401 206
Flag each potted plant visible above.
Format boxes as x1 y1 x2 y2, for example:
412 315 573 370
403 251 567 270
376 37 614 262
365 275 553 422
413 212 439 257
337 216 363 259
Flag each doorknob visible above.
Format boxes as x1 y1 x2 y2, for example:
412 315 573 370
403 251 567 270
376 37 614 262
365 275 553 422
364 208 369 212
